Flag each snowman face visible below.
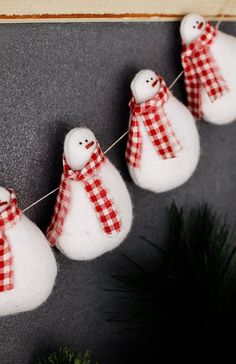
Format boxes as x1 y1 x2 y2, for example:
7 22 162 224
131 70 161 104
0 187 10 213
64 127 97 170
180 13 206 44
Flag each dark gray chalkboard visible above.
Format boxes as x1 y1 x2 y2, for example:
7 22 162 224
0 21 235 364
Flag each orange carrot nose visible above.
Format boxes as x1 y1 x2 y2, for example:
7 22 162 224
198 22 204 30
85 141 95 149
152 79 158 88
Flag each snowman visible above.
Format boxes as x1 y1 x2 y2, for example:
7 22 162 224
47 127 133 261
126 70 200 193
0 187 57 316
181 13 236 125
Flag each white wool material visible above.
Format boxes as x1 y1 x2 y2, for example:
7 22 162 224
201 30 236 125
0 215 57 316
128 95 200 193
56 128 133 261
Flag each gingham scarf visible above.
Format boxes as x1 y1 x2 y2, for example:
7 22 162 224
126 76 182 168
181 22 229 119
0 190 22 292
47 143 122 246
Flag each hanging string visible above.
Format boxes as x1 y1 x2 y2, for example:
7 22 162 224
216 0 232 29
22 130 130 212
168 70 184 89
22 8 230 213
22 187 60 213
22 70 184 213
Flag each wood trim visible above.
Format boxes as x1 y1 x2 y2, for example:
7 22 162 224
0 13 236 22
0 0 235 23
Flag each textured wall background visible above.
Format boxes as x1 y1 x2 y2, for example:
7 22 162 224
0 21 235 364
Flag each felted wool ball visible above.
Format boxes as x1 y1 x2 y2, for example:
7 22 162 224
126 70 200 193
181 13 236 125
47 127 133 261
0 187 57 316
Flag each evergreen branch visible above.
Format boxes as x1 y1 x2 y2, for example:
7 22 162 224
108 202 236 362
35 347 94 364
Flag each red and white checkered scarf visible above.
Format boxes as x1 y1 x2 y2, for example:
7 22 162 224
47 143 122 246
181 22 229 119
126 75 182 168
0 190 22 292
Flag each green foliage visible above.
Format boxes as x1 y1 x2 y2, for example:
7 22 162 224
36 347 92 364
109 203 236 363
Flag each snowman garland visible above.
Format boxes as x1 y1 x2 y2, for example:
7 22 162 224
181 13 236 125
47 127 133 261
0 187 57 316
126 70 200 193
0 12 235 318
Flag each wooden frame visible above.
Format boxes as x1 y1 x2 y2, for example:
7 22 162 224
0 0 235 23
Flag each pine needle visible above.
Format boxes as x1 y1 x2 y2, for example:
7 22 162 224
109 202 236 362
35 347 93 364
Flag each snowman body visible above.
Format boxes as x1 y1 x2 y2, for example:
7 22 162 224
128 94 200 193
180 13 236 125
0 215 57 316
56 160 132 260
50 127 133 261
201 30 236 124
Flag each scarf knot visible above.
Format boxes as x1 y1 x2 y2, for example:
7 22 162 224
126 75 182 168
181 22 229 119
47 143 122 246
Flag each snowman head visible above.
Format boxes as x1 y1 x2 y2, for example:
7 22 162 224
180 13 206 44
131 70 161 104
0 187 11 213
64 127 97 170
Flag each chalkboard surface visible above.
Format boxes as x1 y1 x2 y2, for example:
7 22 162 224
0 21 235 364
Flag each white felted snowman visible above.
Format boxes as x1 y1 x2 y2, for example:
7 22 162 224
47 127 132 261
0 187 57 316
126 70 200 193
181 13 236 125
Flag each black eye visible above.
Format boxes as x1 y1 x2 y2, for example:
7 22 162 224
150 77 153 80
146 80 149 83
196 21 199 24
85 139 88 142
193 26 196 29
79 142 82 145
